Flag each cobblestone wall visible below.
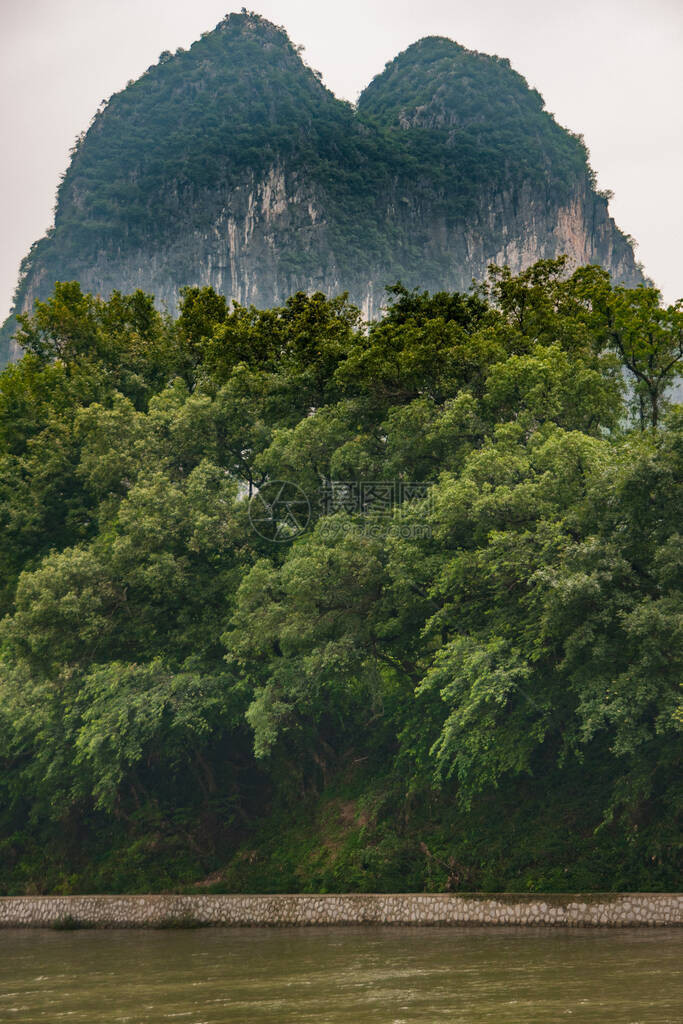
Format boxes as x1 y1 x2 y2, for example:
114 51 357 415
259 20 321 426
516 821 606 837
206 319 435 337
0 893 680 928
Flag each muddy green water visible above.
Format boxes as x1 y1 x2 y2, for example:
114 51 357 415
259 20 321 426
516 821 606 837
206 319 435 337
0 926 680 1023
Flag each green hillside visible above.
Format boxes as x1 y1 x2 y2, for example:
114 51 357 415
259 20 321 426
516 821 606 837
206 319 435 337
358 35 590 194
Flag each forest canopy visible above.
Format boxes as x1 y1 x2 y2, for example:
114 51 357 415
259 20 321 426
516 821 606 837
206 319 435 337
0 258 680 894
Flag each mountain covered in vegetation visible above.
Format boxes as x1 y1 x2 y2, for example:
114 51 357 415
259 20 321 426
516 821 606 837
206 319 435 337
1 10 644 365
0 261 680 894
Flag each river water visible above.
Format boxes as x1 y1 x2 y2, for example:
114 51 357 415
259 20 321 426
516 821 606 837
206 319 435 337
0 926 680 1022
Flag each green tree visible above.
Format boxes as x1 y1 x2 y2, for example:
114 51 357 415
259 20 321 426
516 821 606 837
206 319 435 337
0 265 679 894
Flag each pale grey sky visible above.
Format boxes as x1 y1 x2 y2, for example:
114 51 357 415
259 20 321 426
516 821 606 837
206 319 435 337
1 0 681 318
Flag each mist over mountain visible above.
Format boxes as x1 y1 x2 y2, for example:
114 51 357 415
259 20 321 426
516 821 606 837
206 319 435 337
1 10 643 364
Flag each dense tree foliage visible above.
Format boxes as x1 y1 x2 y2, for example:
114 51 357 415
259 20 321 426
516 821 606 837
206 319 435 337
0 260 680 893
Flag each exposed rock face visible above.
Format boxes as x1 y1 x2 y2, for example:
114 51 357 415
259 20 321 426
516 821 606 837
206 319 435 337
1 14 644 364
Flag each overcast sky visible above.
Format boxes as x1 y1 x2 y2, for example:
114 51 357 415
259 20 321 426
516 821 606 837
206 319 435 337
1 0 681 319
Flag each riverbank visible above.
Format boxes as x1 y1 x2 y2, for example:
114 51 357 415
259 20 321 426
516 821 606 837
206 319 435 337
0 893 680 929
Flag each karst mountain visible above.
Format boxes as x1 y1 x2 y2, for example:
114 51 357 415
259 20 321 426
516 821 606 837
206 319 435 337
1 10 643 363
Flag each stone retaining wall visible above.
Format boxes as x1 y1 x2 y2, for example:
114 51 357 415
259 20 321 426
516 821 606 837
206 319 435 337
0 893 680 929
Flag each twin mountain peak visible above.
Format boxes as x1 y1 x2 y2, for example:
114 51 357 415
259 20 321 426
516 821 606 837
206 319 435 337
3 10 644 362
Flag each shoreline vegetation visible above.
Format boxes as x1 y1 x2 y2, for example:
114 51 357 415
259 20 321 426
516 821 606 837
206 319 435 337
0 258 680 896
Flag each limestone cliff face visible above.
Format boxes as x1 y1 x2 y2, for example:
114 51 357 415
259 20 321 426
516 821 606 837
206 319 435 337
2 15 644 363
